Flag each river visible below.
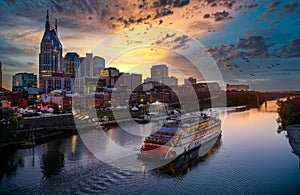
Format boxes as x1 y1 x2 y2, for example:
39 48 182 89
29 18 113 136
1 103 300 194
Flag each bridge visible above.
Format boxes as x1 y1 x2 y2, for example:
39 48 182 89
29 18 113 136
225 90 300 108
257 90 300 107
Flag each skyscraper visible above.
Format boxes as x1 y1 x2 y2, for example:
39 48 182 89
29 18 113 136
39 10 63 93
64 52 80 76
100 67 120 87
93 56 105 77
0 62 2 88
12 73 37 92
80 53 93 77
151 64 168 83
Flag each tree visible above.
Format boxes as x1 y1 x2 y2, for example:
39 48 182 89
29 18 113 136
277 97 300 127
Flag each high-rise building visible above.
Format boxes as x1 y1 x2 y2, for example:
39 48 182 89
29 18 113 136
130 73 142 91
163 76 178 86
184 77 197 85
0 62 2 88
151 64 168 83
64 52 80 76
150 64 178 86
41 73 75 93
39 10 63 93
93 56 105 77
79 54 105 77
80 53 93 77
100 67 120 87
12 73 37 92
117 73 142 92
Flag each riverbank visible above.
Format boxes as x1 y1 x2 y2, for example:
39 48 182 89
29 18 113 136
0 105 250 151
2 107 299 194
0 113 77 151
286 124 300 157
277 97 300 128
0 131 76 152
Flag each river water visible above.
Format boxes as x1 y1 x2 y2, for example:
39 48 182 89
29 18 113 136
1 103 300 194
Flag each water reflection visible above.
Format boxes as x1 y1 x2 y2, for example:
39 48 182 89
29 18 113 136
0 148 35 180
155 137 222 177
40 139 65 178
284 125 300 169
2 106 300 194
0 155 24 179
260 98 286 112
71 134 78 155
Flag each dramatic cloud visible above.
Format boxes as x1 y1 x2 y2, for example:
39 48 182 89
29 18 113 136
207 44 235 57
283 1 298 13
243 3 258 9
0 39 37 56
212 10 231 22
172 35 191 50
237 35 273 57
203 13 210 19
204 0 236 9
173 0 190 7
153 8 173 19
274 38 300 58
266 1 280 8
153 33 191 50
269 21 279 26
1 0 300 90
259 1 298 19
260 8 276 18
152 0 190 8
208 35 274 61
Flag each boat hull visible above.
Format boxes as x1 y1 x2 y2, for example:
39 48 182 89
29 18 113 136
140 128 222 161
198 131 221 157
167 128 222 159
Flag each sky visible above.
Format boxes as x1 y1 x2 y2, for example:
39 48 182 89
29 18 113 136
0 0 299 90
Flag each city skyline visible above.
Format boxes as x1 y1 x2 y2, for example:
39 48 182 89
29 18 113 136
0 0 299 90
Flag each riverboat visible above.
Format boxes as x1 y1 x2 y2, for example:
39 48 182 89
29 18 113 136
139 113 222 160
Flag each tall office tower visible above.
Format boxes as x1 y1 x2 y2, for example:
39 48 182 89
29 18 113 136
39 10 63 93
12 73 37 92
64 52 80 76
100 67 120 87
80 53 93 77
0 62 2 88
151 64 168 83
93 56 105 77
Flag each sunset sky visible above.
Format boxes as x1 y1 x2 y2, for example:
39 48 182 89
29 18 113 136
0 0 299 90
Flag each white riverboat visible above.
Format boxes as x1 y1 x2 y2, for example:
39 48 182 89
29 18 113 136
139 113 222 160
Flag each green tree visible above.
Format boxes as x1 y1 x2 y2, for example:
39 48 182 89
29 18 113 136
0 108 24 143
277 97 300 127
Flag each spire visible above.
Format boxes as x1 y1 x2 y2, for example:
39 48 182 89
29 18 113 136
55 19 58 33
45 9 50 30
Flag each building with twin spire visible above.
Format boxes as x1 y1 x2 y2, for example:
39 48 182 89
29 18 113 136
39 10 63 93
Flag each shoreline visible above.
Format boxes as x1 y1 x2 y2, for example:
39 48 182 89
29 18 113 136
0 130 76 152
285 124 300 158
0 105 250 152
